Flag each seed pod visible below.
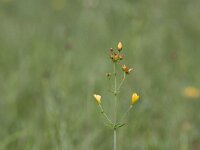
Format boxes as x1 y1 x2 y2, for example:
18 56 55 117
106 72 112 78
126 68 133 74
112 53 118 62
119 53 124 60
122 64 133 74
110 53 114 60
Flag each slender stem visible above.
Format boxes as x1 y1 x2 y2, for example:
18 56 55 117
119 105 133 122
113 62 117 150
117 72 126 91
98 104 113 124
114 63 117 92
114 129 117 150
114 62 117 124
107 76 112 92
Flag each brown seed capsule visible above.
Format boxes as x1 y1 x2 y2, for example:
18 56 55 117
117 42 123 51
124 67 129 74
122 64 133 74
119 53 124 60
125 68 133 74
110 53 114 60
106 73 111 78
113 53 118 62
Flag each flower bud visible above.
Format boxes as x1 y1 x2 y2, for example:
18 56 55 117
131 93 140 105
122 64 127 71
106 72 111 78
93 94 101 104
110 53 114 60
119 53 124 60
126 68 133 74
122 64 133 74
117 42 123 51
112 53 118 62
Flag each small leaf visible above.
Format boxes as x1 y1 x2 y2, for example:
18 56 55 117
104 122 114 129
114 123 127 129
118 123 127 128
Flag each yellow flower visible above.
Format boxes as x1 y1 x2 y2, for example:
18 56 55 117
93 94 101 104
182 86 200 99
117 42 123 51
131 93 140 105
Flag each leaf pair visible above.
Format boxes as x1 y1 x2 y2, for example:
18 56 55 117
104 122 127 130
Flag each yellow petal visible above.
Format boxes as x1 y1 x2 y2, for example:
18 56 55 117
93 94 101 104
131 93 140 105
182 86 200 99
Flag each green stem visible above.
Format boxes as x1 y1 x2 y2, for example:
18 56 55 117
113 62 117 150
119 105 133 122
107 76 112 92
114 62 117 124
117 72 126 91
114 129 117 150
99 104 113 125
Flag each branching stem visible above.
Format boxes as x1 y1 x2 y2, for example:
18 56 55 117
119 105 133 122
117 72 126 91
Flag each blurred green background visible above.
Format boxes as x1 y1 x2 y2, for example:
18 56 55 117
0 0 200 149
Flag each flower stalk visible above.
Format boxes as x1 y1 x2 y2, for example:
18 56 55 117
114 129 117 150
98 104 113 125
93 42 140 150
117 72 126 91
113 62 118 150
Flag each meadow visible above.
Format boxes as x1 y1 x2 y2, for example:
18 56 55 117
0 0 200 149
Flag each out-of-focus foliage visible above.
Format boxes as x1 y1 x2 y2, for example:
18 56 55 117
0 0 200 149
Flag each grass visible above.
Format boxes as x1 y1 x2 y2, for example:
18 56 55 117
0 0 200 149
